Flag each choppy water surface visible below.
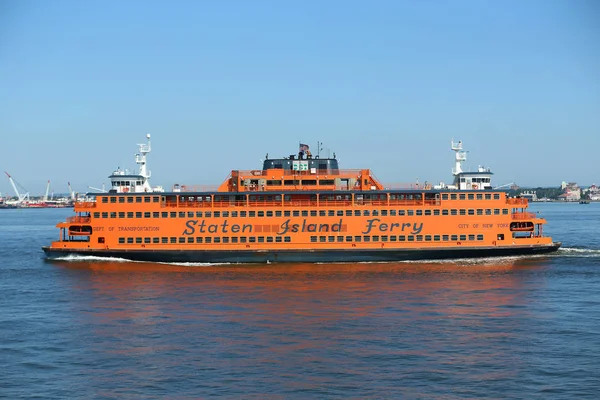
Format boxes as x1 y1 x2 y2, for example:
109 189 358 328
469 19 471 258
1 203 599 399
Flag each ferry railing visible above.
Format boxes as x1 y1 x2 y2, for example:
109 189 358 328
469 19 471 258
74 201 96 209
507 198 528 206
511 212 537 220
66 216 91 223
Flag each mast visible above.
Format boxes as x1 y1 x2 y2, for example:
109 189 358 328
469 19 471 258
451 139 467 176
44 180 50 202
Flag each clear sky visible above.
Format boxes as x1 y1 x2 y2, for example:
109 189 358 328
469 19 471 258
1 0 598 196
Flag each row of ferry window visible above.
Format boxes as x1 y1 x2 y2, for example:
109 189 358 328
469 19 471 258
117 234 485 244
94 208 510 219
100 193 502 204
118 236 292 244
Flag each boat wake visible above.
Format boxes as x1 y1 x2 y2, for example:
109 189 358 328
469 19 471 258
558 247 600 258
50 254 134 263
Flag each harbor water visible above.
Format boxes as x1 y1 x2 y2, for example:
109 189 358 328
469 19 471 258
1 203 599 399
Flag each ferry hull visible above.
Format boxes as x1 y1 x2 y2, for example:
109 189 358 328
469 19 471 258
43 243 561 264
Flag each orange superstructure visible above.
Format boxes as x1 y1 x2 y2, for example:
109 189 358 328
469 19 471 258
43 139 560 263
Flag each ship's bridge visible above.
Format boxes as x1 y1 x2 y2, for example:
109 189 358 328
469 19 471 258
262 156 339 174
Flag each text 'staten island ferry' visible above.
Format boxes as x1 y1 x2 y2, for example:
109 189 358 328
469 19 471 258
43 135 561 263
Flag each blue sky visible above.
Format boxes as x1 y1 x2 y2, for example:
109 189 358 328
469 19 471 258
1 0 598 196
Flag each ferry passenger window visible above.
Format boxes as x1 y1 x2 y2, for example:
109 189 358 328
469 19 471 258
494 194 500 200
144 197 151 203
363 210 370 216
222 211 229 217
399 210 406 216
354 236 362 242
178 237 185 243
102 212 108 218
442 210 449 215
460 235 466 241
459 210 466 216
399 236 406 242
494 209 500 215
153 212 159 218
311 211 317 217
372 210 379 216
118 238 125 244
232 237 239 243
443 235 449 241
152 238 159 244
258 211 265 217
275 237 282 243
468 235 475 241
407 210 414 216
328 210 335 217
337 211 343 217
476 194 483 200
485 209 492 215
284 237 291 243
101 197 108 203
381 236 388 242
502 209 509 215
416 235 423 242
144 212 151 218
425 235 432 241
249 237 256 243
477 234 484 241
127 197 134 203
477 209 483 215
170 212 176 218
215 212 221 218
434 235 440 241
363 236 370 242
110 212 116 218
185 237 192 243
433 210 439 216
408 236 415 242
145 238 151 244
118 197 125 203
311 236 317 243
135 212 142 218
381 210 388 216
345 236 353 242
241 211 247 217
136 197 142 203
266 237 273 243
205 237 212 243
110 197 117 203
214 238 221 243
195 237 202 243
301 211 308 217
328 236 335 242
468 210 474 216
459 194 466 200
127 212 134 218
170 237 176 243
354 210 360 216
179 212 185 218
451 235 458 241
337 236 344 242
136 238 142 244
485 194 492 200
283 211 289 217
249 212 256 218
390 210 397 216
372 236 379 242
206 212 212 217
442 194 449 200
293 211 299 217
468 194 474 200
232 211 239 217
266 211 272 217
153 197 159 203
390 236 397 242
275 211 281 217
127 238 134 244
161 237 168 244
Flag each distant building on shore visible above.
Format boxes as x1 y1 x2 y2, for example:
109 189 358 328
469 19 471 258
558 181 581 201
582 184 600 201
520 190 538 202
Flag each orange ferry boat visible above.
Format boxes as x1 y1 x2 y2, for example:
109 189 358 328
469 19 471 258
43 136 561 263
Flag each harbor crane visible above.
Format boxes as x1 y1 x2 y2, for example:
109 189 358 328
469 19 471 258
4 171 30 204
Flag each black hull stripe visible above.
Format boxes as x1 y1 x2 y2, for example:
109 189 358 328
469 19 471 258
42 244 561 264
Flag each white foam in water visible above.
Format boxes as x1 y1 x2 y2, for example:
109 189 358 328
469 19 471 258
52 254 134 262
559 247 600 257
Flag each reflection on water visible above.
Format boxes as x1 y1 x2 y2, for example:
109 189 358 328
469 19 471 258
40 258 556 398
